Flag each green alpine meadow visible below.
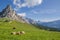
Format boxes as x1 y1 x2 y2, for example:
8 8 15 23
0 18 60 40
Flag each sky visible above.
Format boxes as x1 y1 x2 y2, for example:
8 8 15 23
0 0 60 22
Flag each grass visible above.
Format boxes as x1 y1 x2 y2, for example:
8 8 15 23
0 18 60 40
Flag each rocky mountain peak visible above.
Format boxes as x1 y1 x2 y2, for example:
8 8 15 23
5 4 11 10
1 5 15 18
0 5 36 24
0 5 27 23
3 5 12 13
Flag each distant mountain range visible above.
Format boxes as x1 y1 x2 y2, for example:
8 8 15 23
37 20 60 30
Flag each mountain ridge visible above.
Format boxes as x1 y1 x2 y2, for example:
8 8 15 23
0 5 37 24
39 20 60 29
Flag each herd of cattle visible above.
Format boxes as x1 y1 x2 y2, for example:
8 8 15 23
11 31 25 35
11 27 25 35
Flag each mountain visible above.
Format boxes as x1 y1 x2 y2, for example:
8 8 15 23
0 5 26 23
39 20 60 29
0 5 47 29
23 18 37 24
0 5 36 24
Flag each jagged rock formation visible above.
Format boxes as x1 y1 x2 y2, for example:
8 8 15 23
0 5 26 23
0 5 37 24
23 18 37 24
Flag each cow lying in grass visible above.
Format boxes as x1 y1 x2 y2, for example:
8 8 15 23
11 32 16 35
11 31 25 35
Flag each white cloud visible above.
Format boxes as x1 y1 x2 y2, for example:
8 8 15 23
17 13 26 17
24 0 42 7
13 0 43 9
40 18 60 22
31 10 38 14
13 0 22 8
31 9 60 14
39 9 58 14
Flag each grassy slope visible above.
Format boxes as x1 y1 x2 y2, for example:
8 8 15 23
0 20 60 40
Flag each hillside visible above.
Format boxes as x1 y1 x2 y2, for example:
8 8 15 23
0 18 60 40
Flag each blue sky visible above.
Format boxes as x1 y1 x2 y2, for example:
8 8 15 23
0 0 60 22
